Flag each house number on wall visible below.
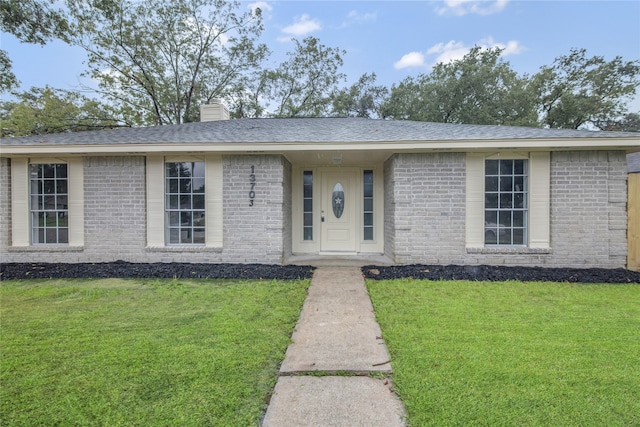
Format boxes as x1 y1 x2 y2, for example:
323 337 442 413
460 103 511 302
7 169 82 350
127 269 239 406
249 165 256 206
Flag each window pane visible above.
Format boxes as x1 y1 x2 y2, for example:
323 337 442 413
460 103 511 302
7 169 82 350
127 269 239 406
499 230 512 245
364 213 373 226
364 198 373 212
485 228 497 244
513 229 524 245
45 228 57 243
303 227 313 241
500 160 513 175
513 211 524 227
303 182 313 198
485 176 498 191
193 228 205 244
500 193 512 209
168 179 178 193
485 160 498 175
192 178 205 193
180 229 193 244
181 211 192 226
304 213 313 226
43 164 56 178
169 211 180 226
485 193 498 209
58 228 69 244
193 195 205 210
44 180 55 194
169 228 180 243
485 210 497 224
514 193 525 208
500 176 513 192
514 176 524 191
364 185 373 198
180 195 191 209
304 198 313 212
56 195 68 210
514 160 525 175
364 227 373 241
193 212 206 227
193 162 205 178
499 211 512 227
168 195 179 209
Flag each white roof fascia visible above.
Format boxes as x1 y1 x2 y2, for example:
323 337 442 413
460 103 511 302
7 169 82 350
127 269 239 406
1 137 638 156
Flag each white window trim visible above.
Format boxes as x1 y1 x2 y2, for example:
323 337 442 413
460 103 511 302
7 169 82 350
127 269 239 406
10 157 84 247
465 151 550 250
146 155 223 248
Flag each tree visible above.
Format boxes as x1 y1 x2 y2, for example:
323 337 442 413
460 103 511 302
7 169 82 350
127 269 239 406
381 46 537 126
0 50 19 93
0 0 70 44
531 48 640 130
264 37 346 117
331 73 388 119
1 86 126 137
69 0 268 125
381 48 535 125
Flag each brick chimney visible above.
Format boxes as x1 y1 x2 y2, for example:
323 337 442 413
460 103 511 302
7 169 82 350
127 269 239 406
200 99 230 122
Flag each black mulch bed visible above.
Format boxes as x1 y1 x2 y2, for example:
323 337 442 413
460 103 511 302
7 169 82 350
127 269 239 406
0 261 315 281
362 264 640 284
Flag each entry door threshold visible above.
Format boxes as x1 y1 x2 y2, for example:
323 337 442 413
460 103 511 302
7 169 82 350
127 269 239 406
318 252 359 256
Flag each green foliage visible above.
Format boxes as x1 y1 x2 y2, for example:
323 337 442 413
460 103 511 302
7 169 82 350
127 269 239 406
0 0 70 44
69 0 268 125
368 279 640 426
382 47 538 127
532 48 640 130
331 72 389 119
1 278 310 426
1 86 125 136
0 50 19 93
265 37 346 117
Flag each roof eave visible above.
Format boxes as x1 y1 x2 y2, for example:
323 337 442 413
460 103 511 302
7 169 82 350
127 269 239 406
1 137 638 156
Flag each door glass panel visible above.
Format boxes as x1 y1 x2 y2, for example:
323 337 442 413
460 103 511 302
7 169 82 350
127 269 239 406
332 183 345 218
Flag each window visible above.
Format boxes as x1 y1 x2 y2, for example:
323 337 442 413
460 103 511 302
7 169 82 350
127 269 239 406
303 171 313 240
30 164 68 244
484 159 528 245
165 162 205 244
363 170 374 240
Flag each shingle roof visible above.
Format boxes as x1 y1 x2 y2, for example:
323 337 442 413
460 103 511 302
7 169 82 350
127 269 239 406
2 117 638 146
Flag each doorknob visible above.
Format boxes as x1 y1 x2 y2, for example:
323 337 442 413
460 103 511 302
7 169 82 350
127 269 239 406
321 210 325 222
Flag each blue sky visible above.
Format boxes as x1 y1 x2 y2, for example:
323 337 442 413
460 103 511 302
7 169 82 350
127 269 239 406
2 0 640 110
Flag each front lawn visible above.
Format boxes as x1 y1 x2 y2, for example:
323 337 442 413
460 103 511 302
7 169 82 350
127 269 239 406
367 279 640 426
1 278 310 426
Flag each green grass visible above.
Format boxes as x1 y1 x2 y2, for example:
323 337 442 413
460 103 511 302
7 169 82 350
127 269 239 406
1 278 310 426
367 279 640 426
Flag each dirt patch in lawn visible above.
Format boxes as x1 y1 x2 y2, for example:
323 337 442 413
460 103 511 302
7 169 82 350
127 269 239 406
362 264 640 283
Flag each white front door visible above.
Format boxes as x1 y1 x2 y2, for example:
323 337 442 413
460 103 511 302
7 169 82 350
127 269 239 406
320 169 357 252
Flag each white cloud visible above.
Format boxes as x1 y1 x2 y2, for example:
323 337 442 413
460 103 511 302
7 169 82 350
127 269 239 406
435 0 510 16
427 40 470 64
347 10 377 24
395 37 524 70
281 14 322 37
476 37 525 55
394 51 426 69
248 2 272 18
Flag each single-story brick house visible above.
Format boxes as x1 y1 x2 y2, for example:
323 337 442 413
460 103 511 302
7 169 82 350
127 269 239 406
1 102 639 268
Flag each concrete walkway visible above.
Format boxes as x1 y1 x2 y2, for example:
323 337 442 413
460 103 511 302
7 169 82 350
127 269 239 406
262 267 406 427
